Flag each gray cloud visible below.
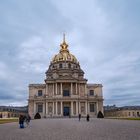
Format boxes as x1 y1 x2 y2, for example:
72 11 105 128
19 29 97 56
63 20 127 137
0 0 140 106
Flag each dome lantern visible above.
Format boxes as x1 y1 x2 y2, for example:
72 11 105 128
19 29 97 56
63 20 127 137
51 34 79 64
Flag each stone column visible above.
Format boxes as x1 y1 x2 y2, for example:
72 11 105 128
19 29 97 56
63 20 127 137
79 102 81 114
76 101 78 115
45 84 48 95
79 83 80 96
56 101 58 115
56 83 57 95
96 102 98 114
85 101 87 115
71 83 73 96
61 101 63 116
53 84 54 96
61 83 63 95
85 84 87 96
71 101 73 116
34 101 36 115
46 84 48 96
87 102 89 114
76 83 77 95
43 102 45 117
46 102 48 115
52 102 55 115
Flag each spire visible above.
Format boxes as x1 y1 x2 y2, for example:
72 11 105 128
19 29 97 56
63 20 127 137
63 33 66 43
60 33 69 52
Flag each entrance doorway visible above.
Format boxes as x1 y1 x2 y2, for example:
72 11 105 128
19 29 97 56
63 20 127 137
63 107 70 116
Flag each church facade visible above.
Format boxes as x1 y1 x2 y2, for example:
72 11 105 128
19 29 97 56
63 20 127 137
28 36 103 119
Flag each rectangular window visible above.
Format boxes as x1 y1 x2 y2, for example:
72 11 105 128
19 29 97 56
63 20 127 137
38 104 43 113
59 64 62 68
89 90 94 96
38 90 43 96
68 63 71 68
90 103 95 112
63 90 70 96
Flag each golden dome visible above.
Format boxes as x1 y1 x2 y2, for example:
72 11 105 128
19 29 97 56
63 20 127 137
51 34 78 64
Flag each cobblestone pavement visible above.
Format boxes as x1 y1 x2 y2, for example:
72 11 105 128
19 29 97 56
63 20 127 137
0 118 140 140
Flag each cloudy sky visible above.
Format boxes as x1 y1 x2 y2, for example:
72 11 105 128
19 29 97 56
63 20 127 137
0 0 140 106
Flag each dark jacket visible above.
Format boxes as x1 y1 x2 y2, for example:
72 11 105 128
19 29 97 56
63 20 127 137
19 115 25 124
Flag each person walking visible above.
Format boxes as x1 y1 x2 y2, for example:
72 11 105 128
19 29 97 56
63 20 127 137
86 114 90 122
78 113 81 121
19 115 25 129
25 114 31 127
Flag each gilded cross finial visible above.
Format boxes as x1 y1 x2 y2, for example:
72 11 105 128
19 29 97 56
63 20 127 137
60 33 69 52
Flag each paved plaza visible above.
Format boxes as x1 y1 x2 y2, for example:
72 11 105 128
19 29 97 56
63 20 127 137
0 118 140 140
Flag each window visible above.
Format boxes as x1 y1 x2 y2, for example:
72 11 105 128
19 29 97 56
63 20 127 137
63 90 70 96
89 90 94 96
38 90 43 96
81 106 85 113
90 103 95 112
59 63 62 68
49 106 52 113
68 63 71 68
0 113 2 118
128 112 131 116
38 104 43 113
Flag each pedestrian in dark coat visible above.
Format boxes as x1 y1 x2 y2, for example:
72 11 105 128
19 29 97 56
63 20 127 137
87 114 90 122
78 114 81 121
19 115 25 128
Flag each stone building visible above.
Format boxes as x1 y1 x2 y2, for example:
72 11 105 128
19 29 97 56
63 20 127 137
28 36 103 119
0 106 27 118
104 106 140 118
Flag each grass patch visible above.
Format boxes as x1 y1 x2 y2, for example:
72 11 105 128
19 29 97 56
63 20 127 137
105 117 140 120
0 118 18 124
119 118 140 120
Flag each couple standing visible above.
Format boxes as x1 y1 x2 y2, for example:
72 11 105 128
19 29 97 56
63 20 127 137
19 114 31 129
79 114 90 121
